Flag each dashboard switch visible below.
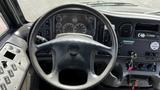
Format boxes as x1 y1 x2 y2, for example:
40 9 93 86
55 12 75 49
8 70 14 77
4 76 11 84
0 83 7 90
145 52 158 57
1 61 7 68
11 64 17 71
0 66 4 74
8 46 13 50
130 62 156 72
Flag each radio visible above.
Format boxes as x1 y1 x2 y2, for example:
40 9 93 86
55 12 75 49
135 31 159 39
134 23 160 39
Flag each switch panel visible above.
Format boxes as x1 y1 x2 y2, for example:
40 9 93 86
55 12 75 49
0 43 30 90
126 62 156 72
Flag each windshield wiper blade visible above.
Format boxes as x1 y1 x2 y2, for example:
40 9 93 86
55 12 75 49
82 1 137 7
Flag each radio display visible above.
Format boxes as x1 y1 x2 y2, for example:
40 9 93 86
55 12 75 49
4 51 15 60
0 13 8 37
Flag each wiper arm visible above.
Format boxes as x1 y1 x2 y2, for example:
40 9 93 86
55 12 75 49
82 1 137 7
147 11 160 14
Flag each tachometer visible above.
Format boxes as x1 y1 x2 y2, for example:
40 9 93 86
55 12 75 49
74 23 87 34
62 23 74 33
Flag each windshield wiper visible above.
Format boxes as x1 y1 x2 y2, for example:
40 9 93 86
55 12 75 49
82 1 137 7
148 11 160 15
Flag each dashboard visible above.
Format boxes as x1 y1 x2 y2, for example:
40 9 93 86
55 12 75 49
1 3 160 90
36 11 160 88
37 11 96 43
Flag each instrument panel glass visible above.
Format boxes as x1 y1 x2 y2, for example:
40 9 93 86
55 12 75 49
55 13 96 36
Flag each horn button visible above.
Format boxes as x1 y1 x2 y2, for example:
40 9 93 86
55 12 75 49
68 44 80 57
59 44 87 70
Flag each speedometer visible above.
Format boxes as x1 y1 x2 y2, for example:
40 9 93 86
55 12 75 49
62 23 74 33
74 23 87 34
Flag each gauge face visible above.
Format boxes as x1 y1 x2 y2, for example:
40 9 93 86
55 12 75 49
56 15 62 22
62 23 74 33
56 23 62 29
74 23 87 34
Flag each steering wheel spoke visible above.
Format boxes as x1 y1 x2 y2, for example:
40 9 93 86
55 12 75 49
92 41 113 55
87 71 98 82
50 46 67 72
47 70 60 83
36 40 54 50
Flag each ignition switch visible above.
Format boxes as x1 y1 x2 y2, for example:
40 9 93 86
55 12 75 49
130 52 138 60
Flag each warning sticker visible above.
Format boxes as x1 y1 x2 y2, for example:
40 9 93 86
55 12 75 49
0 14 8 36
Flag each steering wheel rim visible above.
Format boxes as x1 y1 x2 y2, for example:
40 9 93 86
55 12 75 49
28 4 118 90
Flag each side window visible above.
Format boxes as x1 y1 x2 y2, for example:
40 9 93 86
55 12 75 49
0 13 9 37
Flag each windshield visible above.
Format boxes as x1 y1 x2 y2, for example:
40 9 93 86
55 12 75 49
17 0 160 22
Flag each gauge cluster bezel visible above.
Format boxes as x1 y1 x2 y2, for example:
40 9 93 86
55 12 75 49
53 10 97 36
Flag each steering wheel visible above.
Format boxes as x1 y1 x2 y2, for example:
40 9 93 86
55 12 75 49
28 4 118 90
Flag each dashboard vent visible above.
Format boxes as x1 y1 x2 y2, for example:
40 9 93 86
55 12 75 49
119 24 133 37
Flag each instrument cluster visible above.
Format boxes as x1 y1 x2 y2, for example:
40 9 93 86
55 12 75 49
55 13 96 36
